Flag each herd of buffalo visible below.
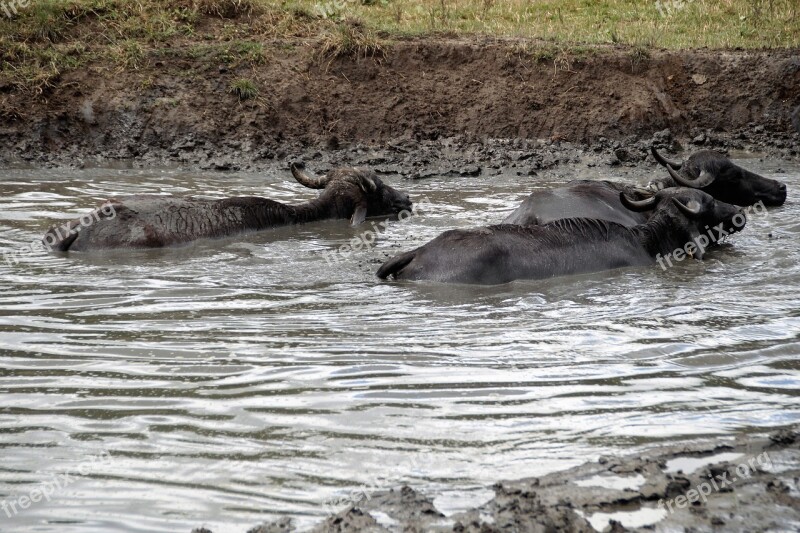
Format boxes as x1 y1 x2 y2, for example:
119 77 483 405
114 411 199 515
43 147 788 285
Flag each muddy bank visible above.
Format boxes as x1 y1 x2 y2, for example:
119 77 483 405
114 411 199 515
191 428 800 533
0 39 799 170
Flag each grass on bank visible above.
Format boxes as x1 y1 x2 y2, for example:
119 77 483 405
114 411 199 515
228 76 258 99
1 0 799 94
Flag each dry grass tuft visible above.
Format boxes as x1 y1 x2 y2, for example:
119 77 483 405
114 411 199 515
194 0 257 19
229 77 259 100
319 20 386 61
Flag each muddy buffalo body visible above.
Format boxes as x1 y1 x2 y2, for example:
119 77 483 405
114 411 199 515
377 188 745 285
43 165 412 252
502 147 786 228
502 180 652 227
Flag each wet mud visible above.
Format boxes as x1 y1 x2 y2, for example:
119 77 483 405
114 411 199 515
194 428 800 533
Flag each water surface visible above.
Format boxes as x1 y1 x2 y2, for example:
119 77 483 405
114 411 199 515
0 159 799 532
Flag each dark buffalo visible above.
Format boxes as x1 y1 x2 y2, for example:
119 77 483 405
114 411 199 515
650 147 786 206
502 147 786 228
43 165 412 251
377 188 745 285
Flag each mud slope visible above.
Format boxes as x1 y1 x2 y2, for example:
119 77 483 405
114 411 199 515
1 39 799 166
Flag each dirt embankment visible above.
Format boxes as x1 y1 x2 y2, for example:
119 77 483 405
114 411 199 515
1 39 799 169
193 428 800 533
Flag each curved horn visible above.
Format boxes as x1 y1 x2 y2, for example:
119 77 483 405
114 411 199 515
651 146 683 169
620 192 657 212
666 164 715 189
692 170 716 188
358 175 377 193
290 163 329 189
672 197 703 217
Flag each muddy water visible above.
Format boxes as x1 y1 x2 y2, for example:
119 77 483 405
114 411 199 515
0 159 799 532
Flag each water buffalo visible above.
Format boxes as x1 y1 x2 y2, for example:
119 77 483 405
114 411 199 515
502 147 786 228
650 147 786 206
377 188 745 285
43 165 413 251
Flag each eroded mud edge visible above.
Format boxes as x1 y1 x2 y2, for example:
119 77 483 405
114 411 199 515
0 41 798 171
191 427 800 533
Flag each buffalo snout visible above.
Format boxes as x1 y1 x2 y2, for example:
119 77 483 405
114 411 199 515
745 176 787 207
395 193 413 213
766 181 788 206
718 204 748 236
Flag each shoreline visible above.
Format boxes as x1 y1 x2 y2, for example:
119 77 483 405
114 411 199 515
191 427 800 533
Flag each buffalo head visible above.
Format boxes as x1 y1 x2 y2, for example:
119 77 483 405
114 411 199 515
651 147 787 207
291 164 413 224
622 187 746 259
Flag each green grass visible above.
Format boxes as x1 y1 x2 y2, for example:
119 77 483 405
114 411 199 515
0 0 798 93
3 0 798 48
303 0 800 48
228 77 258 100
108 38 145 69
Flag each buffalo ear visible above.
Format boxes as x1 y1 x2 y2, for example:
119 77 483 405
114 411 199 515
351 205 368 225
672 198 703 217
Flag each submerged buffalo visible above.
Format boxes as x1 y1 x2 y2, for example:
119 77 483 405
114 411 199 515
502 147 786 227
43 165 413 251
377 188 745 285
